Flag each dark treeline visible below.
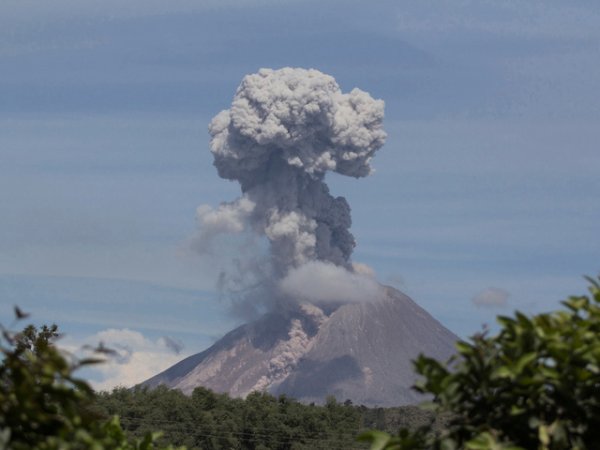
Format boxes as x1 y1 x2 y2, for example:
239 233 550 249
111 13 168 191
93 386 440 450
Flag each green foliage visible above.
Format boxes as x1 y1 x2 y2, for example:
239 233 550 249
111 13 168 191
0 310 184 450
360 405 447 435
95 387 366 449
361 275 600 450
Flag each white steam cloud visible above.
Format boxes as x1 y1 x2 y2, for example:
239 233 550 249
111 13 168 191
61 329 188 391
279 261 382 304
195 67 386 309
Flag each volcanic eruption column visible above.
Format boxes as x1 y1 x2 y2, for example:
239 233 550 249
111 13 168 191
197 68 386 296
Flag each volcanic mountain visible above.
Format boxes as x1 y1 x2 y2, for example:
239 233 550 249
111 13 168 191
142 286 457 406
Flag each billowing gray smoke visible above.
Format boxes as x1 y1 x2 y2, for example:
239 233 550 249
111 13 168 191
145 83 460 402
196 68 385 309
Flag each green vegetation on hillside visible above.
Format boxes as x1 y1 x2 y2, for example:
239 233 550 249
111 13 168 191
92 385 451 449
95 387 367 449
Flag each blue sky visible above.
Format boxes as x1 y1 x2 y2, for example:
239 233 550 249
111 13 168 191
1 0 599 388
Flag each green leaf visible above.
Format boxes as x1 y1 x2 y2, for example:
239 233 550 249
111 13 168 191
514 352 537 373
455 341 473 354
357 430 393 450
492 366 513 379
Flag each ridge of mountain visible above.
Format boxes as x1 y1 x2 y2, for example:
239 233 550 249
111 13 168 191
142 285 457 406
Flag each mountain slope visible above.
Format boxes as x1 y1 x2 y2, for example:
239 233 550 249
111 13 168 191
142 286 457 406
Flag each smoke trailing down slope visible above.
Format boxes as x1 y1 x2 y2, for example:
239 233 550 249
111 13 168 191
195 68 386 296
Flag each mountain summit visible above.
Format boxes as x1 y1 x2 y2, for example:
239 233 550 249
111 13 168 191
142 286 457 406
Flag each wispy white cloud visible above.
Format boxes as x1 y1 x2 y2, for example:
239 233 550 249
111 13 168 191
472 287 510 308
63 328 188 391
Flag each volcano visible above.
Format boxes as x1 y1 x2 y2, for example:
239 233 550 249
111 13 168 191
142 286 457 406
143 69 456 406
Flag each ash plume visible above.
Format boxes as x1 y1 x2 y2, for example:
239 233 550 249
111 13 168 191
195 67 386 310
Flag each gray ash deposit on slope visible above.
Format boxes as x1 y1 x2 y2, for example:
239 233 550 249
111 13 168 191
142 286 457 406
